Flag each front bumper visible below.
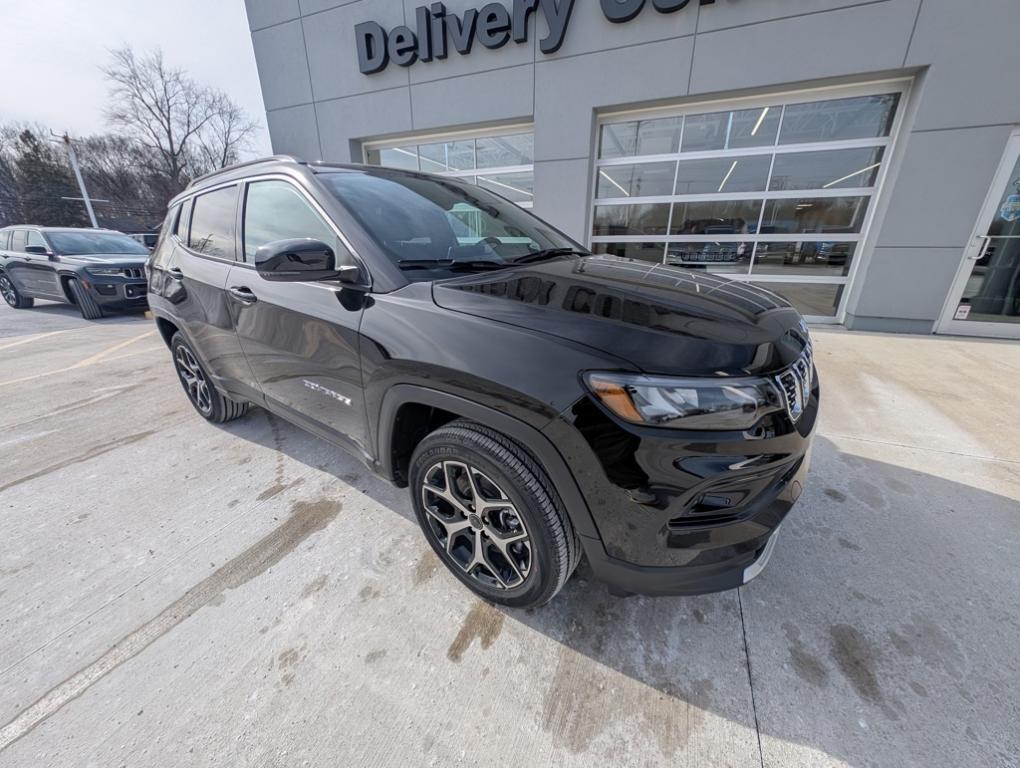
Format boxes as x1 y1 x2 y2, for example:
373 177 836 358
579 453 807 596
546 376 818 596
82 277 149 310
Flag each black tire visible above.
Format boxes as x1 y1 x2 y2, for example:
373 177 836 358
409 419 580 608
0 272 34 309
170 332 249 424
67 278 103 320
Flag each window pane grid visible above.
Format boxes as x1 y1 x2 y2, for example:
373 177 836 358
367 131 534 207
592 88 902 318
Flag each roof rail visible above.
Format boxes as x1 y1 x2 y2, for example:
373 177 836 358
186 155 304 189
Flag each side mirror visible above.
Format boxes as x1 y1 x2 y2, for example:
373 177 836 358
25 245 50 256
254 238 360 283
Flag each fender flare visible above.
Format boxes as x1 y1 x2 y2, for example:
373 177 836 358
377 384 601 540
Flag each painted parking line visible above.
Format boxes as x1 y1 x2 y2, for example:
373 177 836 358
0 329 80 352
0 330 157 389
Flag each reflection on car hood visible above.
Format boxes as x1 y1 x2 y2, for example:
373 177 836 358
61 253 147 265
431 255 809 376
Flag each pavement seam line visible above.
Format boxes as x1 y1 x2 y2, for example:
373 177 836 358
0 475 337 752
737 588 765 768
827 433 1020 466
0 429 158 494
0 463 314 679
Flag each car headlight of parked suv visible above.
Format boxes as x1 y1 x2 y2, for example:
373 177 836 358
584 371 784 431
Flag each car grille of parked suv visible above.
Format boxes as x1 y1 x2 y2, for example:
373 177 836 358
123 267 144 279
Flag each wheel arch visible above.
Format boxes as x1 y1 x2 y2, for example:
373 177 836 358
378 385 599 540
153 315 180 349
57 270 81 304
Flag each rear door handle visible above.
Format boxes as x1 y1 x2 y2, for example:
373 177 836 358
167 267 184 279
228 285 258 304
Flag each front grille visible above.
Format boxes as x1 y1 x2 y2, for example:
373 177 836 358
774 344 814 423
123 267 144 279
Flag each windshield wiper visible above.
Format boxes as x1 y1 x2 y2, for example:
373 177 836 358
397 259 509 272
512 248 590 264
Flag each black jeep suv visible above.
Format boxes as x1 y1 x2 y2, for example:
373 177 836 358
0 227 150 319
147 156 817 608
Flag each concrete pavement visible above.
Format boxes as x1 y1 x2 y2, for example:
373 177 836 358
0 299 1017 767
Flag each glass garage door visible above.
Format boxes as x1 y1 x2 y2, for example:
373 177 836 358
591 83 908 321
364 127 535 209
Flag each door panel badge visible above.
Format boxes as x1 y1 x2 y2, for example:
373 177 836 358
303 379 352 406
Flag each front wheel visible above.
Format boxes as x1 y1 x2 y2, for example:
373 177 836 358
170 333 249 423
0 273 34 309
409 419 580 608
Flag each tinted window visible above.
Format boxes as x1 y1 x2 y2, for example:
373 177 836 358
188 186 237 259
243 181 345 263
47 232 148 255
11 230 27 251
318 171 576 281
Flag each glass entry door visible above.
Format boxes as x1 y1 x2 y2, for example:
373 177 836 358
938 131 1020 337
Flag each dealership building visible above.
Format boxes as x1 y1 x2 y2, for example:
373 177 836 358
244 0 1020 337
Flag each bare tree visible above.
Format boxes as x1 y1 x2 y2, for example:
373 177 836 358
102 47 258 195
195 93 259 171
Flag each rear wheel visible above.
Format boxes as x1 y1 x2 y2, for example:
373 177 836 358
170 333 249 423
409 419 580 608
0 273 34 309
66 278 103 320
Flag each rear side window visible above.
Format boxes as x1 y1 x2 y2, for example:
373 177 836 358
175 198 193 240
188 186 237 259
0 230 9 250
11 230 27 252
242 180 348 264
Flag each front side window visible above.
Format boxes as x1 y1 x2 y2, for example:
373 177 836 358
188 186 237 259
46 231 148 255
243 180 347 264
319 170 577 281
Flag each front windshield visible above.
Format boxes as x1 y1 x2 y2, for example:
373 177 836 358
317 170 584 280
47 231 149 256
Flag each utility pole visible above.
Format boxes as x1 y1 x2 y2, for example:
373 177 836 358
56 132 98 228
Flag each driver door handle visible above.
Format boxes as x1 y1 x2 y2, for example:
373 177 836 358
228 285 258 304
167 267 184 279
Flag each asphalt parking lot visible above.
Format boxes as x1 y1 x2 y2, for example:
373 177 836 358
0 299 1018 767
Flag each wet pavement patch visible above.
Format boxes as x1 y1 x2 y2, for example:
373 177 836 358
446 601 504 662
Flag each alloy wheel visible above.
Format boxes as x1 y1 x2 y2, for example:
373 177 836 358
0 275 16 306
420 460 533 590
174 345 213 415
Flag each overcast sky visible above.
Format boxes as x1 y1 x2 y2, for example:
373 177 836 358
0 0 272 156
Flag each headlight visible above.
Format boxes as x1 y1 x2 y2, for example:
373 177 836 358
584 372 783 431
85 267 124 276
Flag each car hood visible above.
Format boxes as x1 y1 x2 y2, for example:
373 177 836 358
59 253 148 265
431 255 810 377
